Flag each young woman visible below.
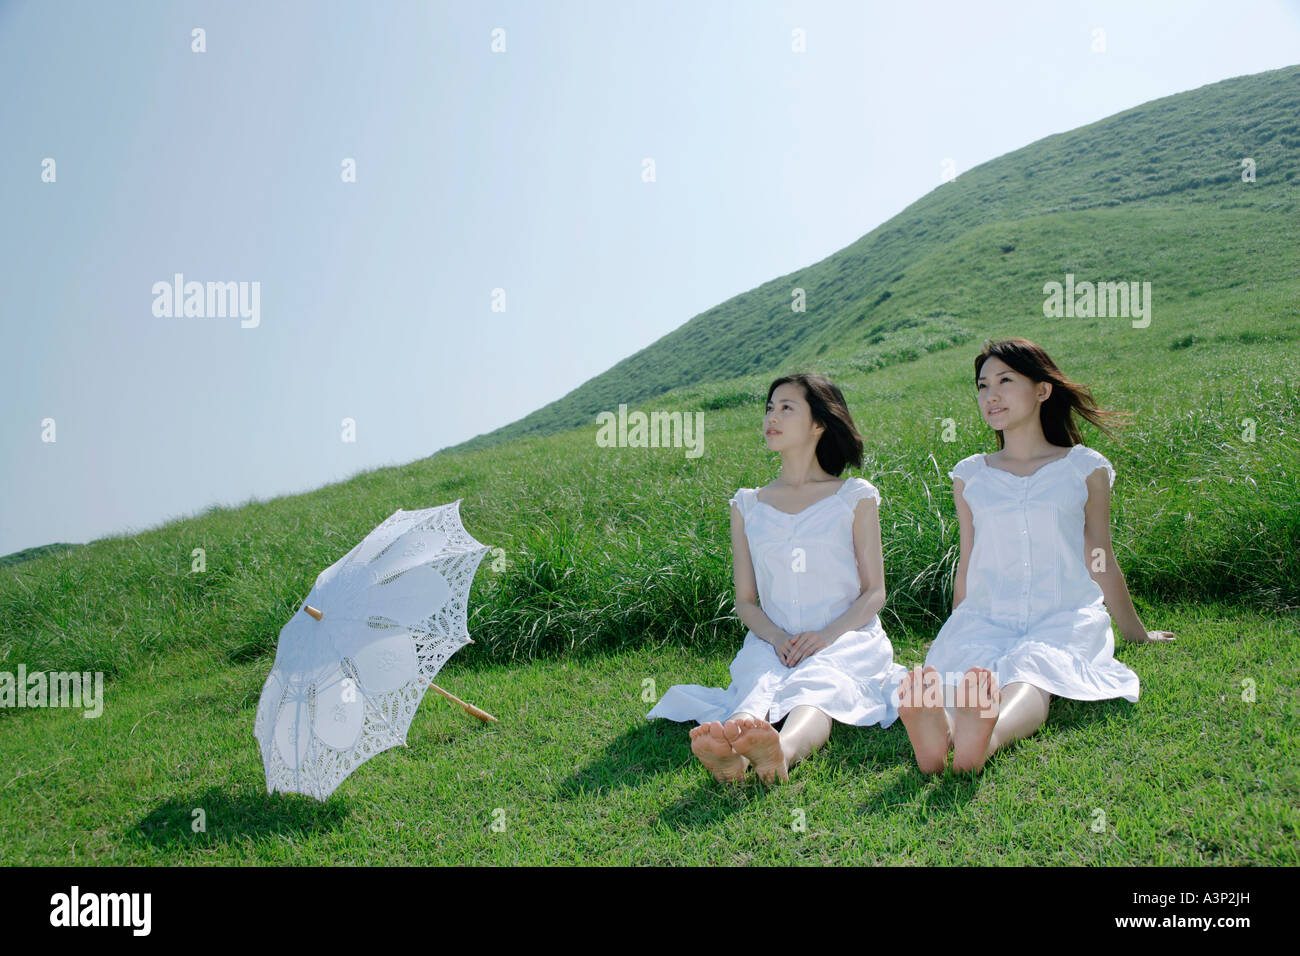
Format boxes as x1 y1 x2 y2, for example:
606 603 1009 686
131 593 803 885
647 373 908 783
897 338 1175 774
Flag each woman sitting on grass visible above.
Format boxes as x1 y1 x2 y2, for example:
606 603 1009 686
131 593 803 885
897 338 1175 775
647 372 907 783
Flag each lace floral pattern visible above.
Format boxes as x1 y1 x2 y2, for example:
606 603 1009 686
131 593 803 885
254 499 491 800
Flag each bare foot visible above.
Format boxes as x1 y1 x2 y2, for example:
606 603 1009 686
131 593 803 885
689 721 747 782
728 717 789 784
896 666 951 774
952 667 1000 773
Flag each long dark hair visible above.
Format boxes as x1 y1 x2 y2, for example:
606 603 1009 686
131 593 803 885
765 373 864 475
974 339 1123 449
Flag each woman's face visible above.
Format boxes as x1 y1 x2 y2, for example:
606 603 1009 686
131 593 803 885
976 356 1050 433
764 383 823 450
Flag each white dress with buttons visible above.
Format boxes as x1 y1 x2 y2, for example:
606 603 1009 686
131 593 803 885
924 444 1140 701
646 477 909 727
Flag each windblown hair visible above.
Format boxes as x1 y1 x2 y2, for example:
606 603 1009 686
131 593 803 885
974 338 1123 449
765 373 864 475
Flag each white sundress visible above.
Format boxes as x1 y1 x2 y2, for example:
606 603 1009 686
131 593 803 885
924 443 1140 702
646 477 909 727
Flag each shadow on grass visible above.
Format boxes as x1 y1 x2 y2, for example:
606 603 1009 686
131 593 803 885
131 787 352 851
655 722 930 829
552 718 770 829
1046 695 1134 733
558 719 689 797
656 778 773 830
558 688 1136 833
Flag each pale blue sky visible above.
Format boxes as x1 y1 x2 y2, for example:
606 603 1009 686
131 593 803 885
2 0 1297 557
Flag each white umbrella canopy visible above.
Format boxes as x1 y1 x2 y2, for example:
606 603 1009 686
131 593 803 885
254 500 494 800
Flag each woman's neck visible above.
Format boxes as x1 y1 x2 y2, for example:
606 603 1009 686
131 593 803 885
777 453 831 487
999 420 1060 460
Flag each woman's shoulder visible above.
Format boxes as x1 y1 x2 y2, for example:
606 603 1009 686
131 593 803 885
947 452 986 486
841 475 882 507
728 485 757 517
1065 444 1116 488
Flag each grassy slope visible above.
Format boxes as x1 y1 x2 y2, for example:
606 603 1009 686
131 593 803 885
442 64 1300 454
5 219 1295 678
0 543 82 569
2 67 1298 865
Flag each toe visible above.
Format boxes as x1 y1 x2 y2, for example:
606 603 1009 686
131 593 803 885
898 672 916 705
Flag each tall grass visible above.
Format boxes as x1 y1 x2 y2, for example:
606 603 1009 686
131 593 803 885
4 288 1294 687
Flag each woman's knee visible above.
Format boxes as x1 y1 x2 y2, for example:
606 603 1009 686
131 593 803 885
787 704 830 723
1003 681 1050 711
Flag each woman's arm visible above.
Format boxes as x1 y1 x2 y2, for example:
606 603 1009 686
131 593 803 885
782 497 886 667
1082 469 1175 644
952 478 974 611
730 503 792 650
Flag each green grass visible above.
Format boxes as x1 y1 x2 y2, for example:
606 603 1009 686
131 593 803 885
1 602 1294 865
2 287 1296 866
6 298 1295 675
3 65 1298 865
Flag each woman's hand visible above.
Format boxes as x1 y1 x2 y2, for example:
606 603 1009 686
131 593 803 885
778 630 832 667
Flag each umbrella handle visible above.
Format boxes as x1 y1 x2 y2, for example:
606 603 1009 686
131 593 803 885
426 682 498 723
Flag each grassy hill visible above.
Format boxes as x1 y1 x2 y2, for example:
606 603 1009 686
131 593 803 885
442 64 1300 454
1 65 1297 866
0 542 83 569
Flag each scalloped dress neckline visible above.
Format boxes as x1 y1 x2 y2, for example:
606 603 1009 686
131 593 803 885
981 444 1080 480
754 478 851 516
